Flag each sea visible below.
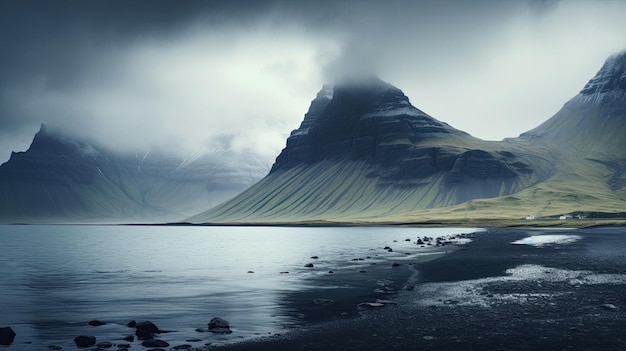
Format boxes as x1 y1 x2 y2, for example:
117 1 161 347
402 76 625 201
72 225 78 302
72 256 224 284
0 225 478 350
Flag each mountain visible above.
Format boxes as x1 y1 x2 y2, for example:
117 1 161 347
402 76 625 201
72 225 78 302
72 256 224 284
188 52 626 224
187 76 556 224
0 125 268 223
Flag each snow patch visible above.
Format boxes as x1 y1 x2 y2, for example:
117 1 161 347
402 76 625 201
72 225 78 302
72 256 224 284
511 234 581 247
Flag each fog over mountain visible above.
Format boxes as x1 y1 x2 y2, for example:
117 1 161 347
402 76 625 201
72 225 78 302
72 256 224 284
2 0 626 166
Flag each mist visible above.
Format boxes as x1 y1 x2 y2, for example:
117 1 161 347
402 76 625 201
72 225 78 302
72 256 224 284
1 0 626 164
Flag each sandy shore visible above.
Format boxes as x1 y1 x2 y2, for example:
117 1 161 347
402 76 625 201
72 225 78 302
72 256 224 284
214 227 626 350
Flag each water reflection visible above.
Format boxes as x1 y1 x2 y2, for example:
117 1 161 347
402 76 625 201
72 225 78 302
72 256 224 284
0 225 476 349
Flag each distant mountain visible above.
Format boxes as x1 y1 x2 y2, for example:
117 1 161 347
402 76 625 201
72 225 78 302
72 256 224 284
0 125 268 223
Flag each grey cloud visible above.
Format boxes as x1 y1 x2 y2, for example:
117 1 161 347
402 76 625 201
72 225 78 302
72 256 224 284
1 0 625 164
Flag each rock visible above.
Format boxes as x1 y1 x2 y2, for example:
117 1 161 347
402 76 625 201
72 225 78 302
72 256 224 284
358 302 385 309
313 298 335 305
173 344 193 350
392 262 401 267
405 238 411 241
88 320 106 327
247 271 254 273
383 246 391 250
387 248 393 252
122 335 134 342
208 317 232 334
0 327 16 345
423 335 435 340
280 271 289 274
96 341 113 348
304 263 314 268
310 256 319 259
135 321 160 334
126 320 137 328
404 284 415 291
186 338 203 342
141 339 170 348
328 270 334 274
116 344 130 349
48 345 62 350
73 335 96 348
375 299 397 305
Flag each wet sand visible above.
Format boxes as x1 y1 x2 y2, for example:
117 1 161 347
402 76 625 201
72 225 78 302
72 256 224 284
215 227 626 350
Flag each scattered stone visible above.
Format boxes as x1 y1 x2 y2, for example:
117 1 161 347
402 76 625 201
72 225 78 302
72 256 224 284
96 341 112 348
405 238 411 241
122 335 134 342
0 327 16 346
48 345 62 350
310 256 319 259
173 344 193 350
141 339 170 348
328 270 334 274
135 321 160 334
88 320 106 327
358 302 385 309
247 271 254 273
313 298 335 305
186 338 203 342
392 262 401 267
136 328 154 340
73 335 96 348
304 263 314 268
126 320 136 328
383 246 391 250
208 317 232 334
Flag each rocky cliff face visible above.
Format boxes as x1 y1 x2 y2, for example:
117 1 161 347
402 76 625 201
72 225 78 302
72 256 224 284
272 77 467 172
0 125 268 223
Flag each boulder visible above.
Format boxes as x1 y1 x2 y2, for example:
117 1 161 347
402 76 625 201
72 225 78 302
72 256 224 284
88 320 106 326
73 335 96 348
313 298 335 306
141 339 170 348
0 327 16 345
357 302 385 309
304 263 314 268
135 320 160 339
208 317 232 334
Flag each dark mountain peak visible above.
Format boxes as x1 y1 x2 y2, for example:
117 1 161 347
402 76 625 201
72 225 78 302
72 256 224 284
580 50 626 96
522 49 626 140
271 79 467 173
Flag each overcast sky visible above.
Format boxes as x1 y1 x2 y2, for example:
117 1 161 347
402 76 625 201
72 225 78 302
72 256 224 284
1 0 625 164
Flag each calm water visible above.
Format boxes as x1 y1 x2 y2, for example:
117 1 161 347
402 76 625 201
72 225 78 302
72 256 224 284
0 225 477 349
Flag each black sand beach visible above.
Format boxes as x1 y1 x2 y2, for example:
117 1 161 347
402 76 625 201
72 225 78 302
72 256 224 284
216 227 626 350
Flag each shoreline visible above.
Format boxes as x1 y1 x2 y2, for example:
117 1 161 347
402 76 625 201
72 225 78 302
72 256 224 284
212 227 626 350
